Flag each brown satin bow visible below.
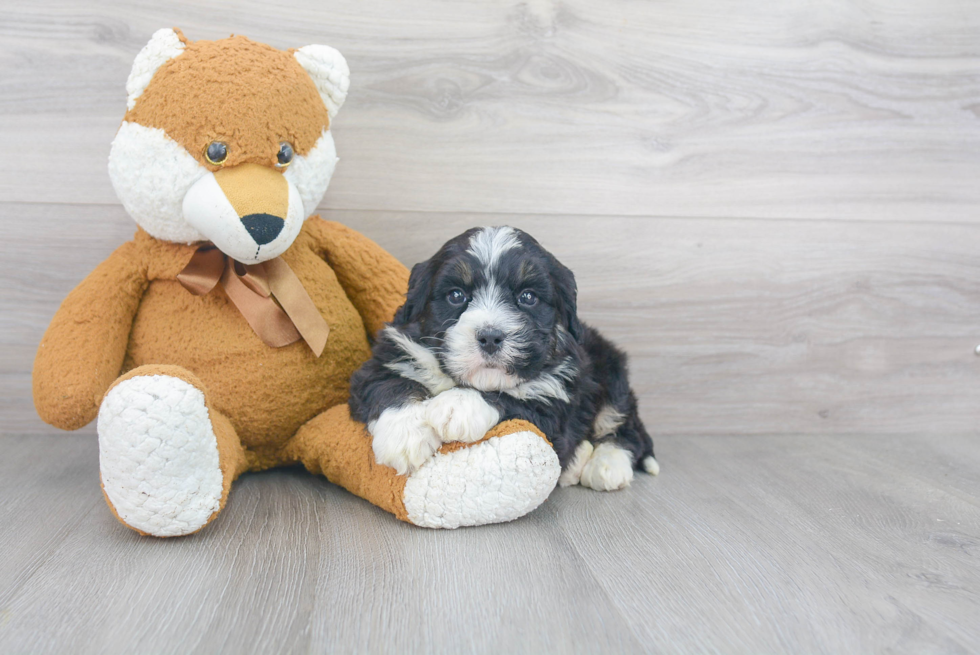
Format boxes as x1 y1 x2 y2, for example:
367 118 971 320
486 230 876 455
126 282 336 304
177 246 329 357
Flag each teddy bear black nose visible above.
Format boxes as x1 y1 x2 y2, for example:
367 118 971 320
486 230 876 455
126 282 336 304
241 213 285 245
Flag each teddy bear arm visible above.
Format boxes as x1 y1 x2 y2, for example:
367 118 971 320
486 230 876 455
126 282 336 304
33 242 149 430
306 217 409 338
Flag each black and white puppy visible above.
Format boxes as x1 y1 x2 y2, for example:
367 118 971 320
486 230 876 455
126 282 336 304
349 226 658 491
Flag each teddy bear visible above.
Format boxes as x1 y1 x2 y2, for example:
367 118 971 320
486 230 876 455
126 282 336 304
32 28 560 537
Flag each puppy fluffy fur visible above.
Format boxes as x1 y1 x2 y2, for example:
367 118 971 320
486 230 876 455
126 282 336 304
349 227 657 489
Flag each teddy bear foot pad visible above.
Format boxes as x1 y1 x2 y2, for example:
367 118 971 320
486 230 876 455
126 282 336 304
403 430 560 529
98 374 224 537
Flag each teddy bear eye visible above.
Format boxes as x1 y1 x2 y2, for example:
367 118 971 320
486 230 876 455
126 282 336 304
205 141 228 165
276 141 294 167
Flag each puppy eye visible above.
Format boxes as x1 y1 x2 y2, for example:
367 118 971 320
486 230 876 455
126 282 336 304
447 289 468 306
518 290 538 306
276 141 294 168
205 141 228 165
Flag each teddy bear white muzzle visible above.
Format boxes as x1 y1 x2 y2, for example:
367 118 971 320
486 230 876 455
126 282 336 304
182 163 306 263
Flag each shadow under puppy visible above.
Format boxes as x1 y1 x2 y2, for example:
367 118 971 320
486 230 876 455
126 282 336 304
349 226 658 490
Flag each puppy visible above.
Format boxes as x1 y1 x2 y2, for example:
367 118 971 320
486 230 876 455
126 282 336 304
349 226 658 491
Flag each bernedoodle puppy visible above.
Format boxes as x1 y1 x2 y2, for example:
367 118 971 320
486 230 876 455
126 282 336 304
349 226 658 491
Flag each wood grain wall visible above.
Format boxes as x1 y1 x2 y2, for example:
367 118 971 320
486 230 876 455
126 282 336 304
2 0 979 437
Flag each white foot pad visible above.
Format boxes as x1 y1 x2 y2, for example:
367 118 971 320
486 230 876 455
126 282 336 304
403 431 560 529
98 375 224 537
580 442 634 491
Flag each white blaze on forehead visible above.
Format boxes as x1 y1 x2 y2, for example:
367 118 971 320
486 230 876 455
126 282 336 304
468 280 523 331
467 226 520 272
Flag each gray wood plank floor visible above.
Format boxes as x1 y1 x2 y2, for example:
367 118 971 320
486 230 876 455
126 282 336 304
1 433 978 653
2 0 979 652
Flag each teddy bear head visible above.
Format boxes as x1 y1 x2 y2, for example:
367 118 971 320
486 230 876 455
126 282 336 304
108 28 349 263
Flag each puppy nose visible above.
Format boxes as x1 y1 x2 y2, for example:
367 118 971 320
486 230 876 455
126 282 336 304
477 328 505 355
241 213 285 245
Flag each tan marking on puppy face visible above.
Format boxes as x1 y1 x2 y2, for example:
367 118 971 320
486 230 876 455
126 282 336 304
125 35 329 171
518 260 538 285
452 259 473 286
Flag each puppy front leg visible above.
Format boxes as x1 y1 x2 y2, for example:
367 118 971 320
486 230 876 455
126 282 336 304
425 388 500 444
369 402 442 475
350 359 442 475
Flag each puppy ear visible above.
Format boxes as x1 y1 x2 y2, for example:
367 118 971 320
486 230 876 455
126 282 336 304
393 259 436 326
549 255 583 341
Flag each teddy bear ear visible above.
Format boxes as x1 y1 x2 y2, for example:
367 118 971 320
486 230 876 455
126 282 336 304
126 28 186 111
293 45 350 120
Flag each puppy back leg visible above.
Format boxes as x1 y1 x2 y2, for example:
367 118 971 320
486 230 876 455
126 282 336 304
580 328 658 489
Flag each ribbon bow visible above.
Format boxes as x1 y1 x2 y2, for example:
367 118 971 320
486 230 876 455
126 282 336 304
177 246 329 357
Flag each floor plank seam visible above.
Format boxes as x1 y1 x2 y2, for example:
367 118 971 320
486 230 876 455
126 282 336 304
4 200 980 229
552 507 659 651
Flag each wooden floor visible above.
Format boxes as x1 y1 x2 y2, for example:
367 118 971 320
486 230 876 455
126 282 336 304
0 432 977 653
2 0 980 652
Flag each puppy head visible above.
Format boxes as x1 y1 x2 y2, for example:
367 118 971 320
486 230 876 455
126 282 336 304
395 226 581 391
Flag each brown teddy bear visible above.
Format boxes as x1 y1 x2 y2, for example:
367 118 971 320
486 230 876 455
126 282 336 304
32 29 560 537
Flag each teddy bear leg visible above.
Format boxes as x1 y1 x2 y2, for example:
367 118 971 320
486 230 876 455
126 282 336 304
286 405 561 529
97 365 248 537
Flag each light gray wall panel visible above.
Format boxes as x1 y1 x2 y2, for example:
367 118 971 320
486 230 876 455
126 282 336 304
1 0 977 221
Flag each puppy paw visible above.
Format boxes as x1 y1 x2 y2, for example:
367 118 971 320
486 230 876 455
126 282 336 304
643 456 660 476
425 388 500 443
558 440 594 487
580 442 634 491
369 403 441 475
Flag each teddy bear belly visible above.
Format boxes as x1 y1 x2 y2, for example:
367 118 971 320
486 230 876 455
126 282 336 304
124 278 372 452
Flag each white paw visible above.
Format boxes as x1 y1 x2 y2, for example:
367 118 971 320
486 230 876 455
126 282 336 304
424 387 500 444
643 455 660 475
369 402 442 475
580 442 634 491
558 440 594 487
98 374 223 537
